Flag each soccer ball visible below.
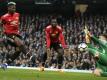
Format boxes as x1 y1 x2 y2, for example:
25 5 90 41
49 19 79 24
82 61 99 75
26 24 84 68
78 43 87 52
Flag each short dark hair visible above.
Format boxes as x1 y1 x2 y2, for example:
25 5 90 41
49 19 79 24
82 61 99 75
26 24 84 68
7 2 16 7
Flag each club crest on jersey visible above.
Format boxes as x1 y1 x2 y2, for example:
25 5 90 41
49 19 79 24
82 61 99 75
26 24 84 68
8 19 11 21
51 34 56 37
10 21 18 25
15 17 19 20
55 31 58 34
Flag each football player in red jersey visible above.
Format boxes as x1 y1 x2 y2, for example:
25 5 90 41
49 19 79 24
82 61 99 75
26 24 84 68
0 2 27 65
45 18 67 69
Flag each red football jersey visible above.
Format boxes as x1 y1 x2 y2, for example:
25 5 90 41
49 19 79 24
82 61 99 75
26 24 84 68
45 25 67 48
1 12 20 35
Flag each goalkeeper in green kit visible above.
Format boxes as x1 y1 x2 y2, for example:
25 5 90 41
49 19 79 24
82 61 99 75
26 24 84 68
84 27 107 77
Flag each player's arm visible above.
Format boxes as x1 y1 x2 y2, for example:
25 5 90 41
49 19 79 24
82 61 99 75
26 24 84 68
86 33 107 49
84 27 102 57
91 36 107 48
0 15 6 31
0 18 3 28
84 26 107 48
18 13 21 28
0 18 4 37
45 28 51 49
59 28 69 55
45 28 51 60
59 28 67 48
0 19 2 25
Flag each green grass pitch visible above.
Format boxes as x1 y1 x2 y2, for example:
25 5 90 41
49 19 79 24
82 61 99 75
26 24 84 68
0 68 107 80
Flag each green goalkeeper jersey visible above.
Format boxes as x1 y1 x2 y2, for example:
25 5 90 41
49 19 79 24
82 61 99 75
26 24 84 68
87 36 107 76
87 36 107 66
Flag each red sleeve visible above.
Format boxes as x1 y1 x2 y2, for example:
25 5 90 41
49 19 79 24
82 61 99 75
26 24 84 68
0 15 5 25
17 13 20 18
0 18 1 27
17 13 20 25
0 16 3 23
59 28 67 48
45 28 51 48
1 15 5 20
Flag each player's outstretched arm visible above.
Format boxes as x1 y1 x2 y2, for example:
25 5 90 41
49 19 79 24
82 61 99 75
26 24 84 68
91 36 107 49
84 26 91 43
84 26 107 49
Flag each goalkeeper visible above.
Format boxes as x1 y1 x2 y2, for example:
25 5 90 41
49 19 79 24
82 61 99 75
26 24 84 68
84 27 107 77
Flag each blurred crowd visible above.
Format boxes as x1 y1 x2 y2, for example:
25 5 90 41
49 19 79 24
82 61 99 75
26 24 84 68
0 14 107 70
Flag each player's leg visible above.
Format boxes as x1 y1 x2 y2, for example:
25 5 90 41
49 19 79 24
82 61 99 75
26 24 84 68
5 35 27 64
39 52 47 70
13 35 27 55
53 44 64 69
57 48 64 69
45 44 53 67
6 47 21 65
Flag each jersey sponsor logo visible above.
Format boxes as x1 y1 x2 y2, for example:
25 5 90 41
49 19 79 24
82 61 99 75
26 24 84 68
10 21 18 26
55 31 58 34
51 33 56 37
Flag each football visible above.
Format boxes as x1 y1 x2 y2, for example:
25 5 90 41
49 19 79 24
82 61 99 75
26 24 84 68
78 43 87 52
